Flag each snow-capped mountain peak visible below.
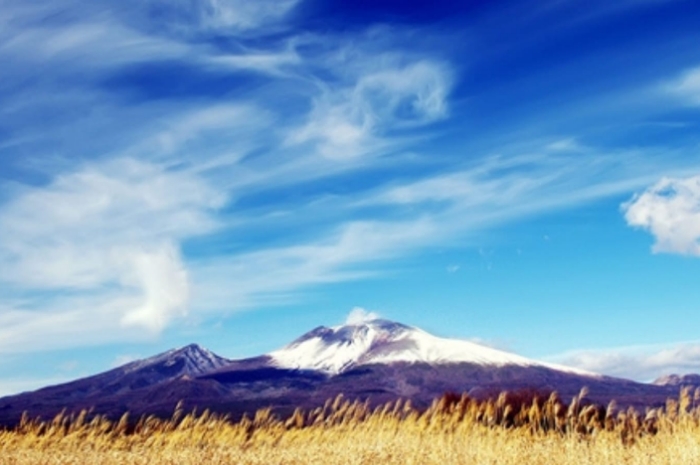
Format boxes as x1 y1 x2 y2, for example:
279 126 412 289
269 318 596 377
123 343 231 377
270 319 409 374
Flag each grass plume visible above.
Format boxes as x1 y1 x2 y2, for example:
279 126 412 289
2 388 700 464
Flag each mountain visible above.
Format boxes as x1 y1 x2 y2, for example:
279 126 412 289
59 342 231 395
0 319 684 427
0 344 231 425
268 319 592 375
125 343 231 376
653 373 700 387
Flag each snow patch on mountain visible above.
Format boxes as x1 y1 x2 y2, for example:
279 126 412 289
269 319 598 377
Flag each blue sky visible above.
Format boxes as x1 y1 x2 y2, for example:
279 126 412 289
1 0 700 395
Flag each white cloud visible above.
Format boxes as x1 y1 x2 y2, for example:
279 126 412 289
359 147 669 223
0 158 225 347
157 0 300 33
288 60 451 159
623 175 700 256
0 0 303 89
208 47 300 75
666 66 700 105
546 138 583 152
0 16 189 72
149 104 271 160
0 296 141 354
355 61 450 125
345 307 381 325
118 243 190 332
550 342 700 382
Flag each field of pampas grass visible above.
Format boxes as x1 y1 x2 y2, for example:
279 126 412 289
2 389 700 465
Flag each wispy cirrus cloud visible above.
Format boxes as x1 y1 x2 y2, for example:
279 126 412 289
356 143 686 223
190 218 439 314
0 7 186 75
287 59 451 159
208 46 301 75
0 0 301 84
125 0 299 35
666 66 700 105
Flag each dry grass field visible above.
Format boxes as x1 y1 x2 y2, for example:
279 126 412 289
2 389 700 464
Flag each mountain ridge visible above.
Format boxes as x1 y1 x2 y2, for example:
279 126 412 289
0 318 683 427
653 373 700 386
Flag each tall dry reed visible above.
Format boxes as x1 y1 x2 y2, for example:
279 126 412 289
2 388 700 464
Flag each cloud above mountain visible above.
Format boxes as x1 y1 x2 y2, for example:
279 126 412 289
0 158 225 348
345 307 381 325
551 342 700 382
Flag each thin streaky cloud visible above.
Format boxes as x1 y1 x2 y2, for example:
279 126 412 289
549 341 700 382
666 66 700 105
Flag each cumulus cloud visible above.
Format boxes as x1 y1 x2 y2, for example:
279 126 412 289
345 307 381 325
0 158 225 343
551 343 700 382
288 60 451 159
622 175 700 256
118 243 190 332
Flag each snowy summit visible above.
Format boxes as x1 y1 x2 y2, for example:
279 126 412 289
269 318 595 376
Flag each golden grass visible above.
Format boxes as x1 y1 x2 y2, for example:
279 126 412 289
2 389 700 464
